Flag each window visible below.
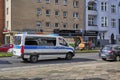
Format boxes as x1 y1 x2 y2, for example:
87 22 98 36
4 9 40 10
46 0 50 3
37 21 41 27
14 36 21 45
63 0 67 6
111 5 116 13
101 2 104 11
73 24 79 29
46 10 50 16
114 46 120 50
7 21 9 28
55 0 58 4
25 41 38 45
73 1 79 8
55 23 59 27
111 19 116 28
37 0 41 3
88 17 94 26
63 23 67 28
101 17 108 27
104 2 107 11
46 22 50 27
59 38 68 46
73 12 79 18
7 8 9 15
88 15 97 26
101 2 107 11
36 8 41 15
55 11 59 16
25 37 56 46
88 2 96 10
63 11 67 18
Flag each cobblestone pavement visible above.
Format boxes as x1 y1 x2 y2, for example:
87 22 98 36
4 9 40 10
0 61 120 80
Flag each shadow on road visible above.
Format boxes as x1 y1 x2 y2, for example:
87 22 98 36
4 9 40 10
0 60 11 64
22 58 97 65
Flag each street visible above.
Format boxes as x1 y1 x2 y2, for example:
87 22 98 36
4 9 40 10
0 53 120 80
0 53 100 69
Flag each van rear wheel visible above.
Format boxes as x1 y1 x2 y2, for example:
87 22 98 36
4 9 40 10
30 55 38 63
65 53 73 60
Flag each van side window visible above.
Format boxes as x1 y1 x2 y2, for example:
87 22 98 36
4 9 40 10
59 38 68 46
25 37 56 46
25 41 38 45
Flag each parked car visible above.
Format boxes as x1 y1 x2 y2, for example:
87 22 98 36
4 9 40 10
99 44 120 61
0 44 13 53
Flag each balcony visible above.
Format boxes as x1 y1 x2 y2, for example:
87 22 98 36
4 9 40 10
87 10 97 15
98 27 108 32
86 25 98 31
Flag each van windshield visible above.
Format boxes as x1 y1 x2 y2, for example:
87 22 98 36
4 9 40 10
14 36 21 45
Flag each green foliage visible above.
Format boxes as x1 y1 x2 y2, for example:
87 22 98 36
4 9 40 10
75 50 99 53
69 43 75 47
0 53 13 57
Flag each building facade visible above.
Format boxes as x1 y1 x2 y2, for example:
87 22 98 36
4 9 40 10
85 0 120 46
4 0 120 46
0 0 4 44
4 0 85 44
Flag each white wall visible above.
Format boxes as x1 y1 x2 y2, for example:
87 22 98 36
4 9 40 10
5 0 11 31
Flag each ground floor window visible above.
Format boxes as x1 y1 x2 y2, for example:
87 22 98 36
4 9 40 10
5 36 10 44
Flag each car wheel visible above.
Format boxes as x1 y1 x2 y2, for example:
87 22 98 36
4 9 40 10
115 56 120 61
30 55 38 63
65 53 73 60
102 58 106 61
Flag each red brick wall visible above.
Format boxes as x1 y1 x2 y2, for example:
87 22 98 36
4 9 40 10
0 0 4 44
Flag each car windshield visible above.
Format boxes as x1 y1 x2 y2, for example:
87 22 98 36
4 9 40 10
102 46 112 50
14 36 21 45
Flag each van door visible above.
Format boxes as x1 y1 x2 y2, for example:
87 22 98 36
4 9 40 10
37 37 60 59
13 36 22 56
58 38 69 54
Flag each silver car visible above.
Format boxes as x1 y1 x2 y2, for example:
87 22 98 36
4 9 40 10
99 44 120 61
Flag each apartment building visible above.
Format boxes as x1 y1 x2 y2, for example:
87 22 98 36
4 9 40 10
4 0 85 44
0 0 4 44
4 0 120 45
85 0 120 46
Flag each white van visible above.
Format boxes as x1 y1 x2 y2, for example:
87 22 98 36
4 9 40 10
13 34 75 62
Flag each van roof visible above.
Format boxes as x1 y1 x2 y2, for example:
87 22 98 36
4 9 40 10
15 34 62 38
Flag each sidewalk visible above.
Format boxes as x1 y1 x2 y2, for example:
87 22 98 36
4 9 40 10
0 61 120 80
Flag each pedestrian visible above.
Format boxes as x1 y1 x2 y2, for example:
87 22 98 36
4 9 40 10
97 41 100 47
88 40 92 49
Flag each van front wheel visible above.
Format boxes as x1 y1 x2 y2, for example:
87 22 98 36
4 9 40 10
65 53 73 60
30 55 38 63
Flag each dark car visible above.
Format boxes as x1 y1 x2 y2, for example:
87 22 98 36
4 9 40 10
0 44 13 53
99 44 120 61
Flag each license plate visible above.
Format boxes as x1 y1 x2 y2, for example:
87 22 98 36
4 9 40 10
101 54 106 57
24 55 30 58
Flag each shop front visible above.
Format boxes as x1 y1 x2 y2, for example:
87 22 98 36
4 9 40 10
84 31 98 47
54 29 98 47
